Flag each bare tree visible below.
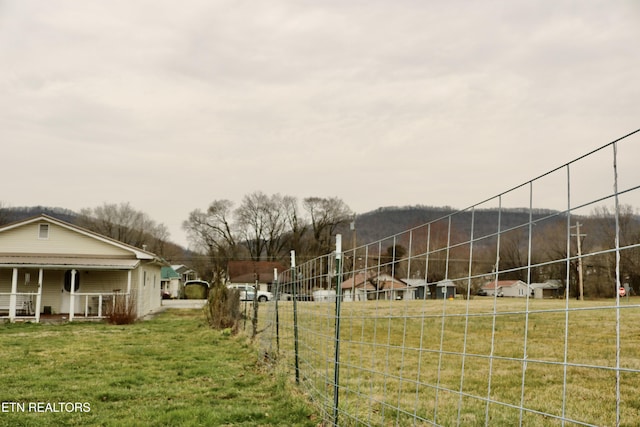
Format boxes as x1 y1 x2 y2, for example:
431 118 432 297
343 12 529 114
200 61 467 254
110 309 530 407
589 205 640 295
282 196 309 257
184 194 353 276
183 200 237 254
0 201 10 226
77 202 169 254
235 192 289 261
303 197 352 255
183 200 239 283
262 194 290 260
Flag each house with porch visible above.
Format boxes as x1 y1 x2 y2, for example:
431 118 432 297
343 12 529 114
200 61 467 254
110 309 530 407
0 214 166 322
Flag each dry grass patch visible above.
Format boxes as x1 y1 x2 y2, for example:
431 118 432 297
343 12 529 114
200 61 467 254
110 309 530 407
262 298 640 426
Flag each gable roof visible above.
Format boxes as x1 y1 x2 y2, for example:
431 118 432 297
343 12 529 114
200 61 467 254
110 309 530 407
227 260 287 284
340 273 407 290
161 266 181 280
171 264 195 274
0 214 163 269
340 272 373 289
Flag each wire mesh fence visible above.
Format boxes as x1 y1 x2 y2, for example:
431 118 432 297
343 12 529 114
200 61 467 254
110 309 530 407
258 129 640 426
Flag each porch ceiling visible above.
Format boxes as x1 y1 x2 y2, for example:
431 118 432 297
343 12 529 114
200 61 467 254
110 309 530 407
0 255 140 270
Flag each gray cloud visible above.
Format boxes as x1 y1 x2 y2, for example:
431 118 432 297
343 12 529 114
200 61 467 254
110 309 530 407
1 0 639 246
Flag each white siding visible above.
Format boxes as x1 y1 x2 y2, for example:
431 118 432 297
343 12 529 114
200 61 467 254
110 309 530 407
135 263 162 317
0 216 163 320
0 221 133 257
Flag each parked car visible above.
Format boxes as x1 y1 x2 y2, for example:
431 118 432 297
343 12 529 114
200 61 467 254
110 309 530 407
226 284 273 302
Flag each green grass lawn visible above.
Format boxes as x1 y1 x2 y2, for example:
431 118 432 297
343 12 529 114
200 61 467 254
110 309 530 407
0 309 318 427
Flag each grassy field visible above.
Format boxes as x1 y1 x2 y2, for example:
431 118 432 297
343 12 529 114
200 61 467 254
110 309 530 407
0 309 318 427
263 298 640 426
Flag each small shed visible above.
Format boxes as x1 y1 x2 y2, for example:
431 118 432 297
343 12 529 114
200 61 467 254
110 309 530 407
404 278 429 300
530 280 562 299
429 280 457 299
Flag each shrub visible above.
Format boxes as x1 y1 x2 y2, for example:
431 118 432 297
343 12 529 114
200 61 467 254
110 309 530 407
205 283 242 334
104 292 137 325
184 282 208 299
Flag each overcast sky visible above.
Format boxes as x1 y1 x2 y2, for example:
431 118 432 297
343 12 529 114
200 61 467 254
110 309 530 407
1 1 639 247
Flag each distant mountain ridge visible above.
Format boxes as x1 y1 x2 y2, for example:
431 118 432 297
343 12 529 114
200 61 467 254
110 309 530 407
350 205 563 244
2 204 567 249
0 206 78 225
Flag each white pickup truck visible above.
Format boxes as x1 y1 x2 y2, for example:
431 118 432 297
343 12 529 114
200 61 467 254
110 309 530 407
226 284 273 302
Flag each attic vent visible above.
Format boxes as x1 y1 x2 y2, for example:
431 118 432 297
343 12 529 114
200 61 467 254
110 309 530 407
38 224 49 239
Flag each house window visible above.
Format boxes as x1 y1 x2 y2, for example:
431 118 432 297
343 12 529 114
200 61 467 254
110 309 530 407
38 224 49 239
63 270 80 292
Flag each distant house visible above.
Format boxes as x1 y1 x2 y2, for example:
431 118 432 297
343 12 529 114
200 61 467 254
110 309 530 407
340 273 413 301
226 260 287 293
161 266 182 299
340 272 375 301
171 264 197 283
375 274 412 300
482 280 531 297
0 214 165 322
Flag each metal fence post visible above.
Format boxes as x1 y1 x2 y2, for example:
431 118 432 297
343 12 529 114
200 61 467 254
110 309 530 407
291 250 300 384
333 234 343 426
274 268 280 355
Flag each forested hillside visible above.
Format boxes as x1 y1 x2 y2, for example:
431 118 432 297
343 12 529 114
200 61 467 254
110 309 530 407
2 204 638 297
350 205 563 244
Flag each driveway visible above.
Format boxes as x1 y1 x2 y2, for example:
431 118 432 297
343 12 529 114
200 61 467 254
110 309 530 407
161 299 207 309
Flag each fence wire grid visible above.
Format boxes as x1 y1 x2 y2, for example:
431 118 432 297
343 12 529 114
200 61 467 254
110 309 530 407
258 129 640 426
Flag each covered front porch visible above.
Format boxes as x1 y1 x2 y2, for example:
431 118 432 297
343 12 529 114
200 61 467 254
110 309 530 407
0 259 138 323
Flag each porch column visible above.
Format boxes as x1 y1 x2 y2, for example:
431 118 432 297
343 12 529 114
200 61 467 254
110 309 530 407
9 268 18 322
126 270 132 306
35 269 43 323
69 269 77 322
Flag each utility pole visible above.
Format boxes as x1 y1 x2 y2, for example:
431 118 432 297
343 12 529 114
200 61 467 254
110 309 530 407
571 222 586 301
350 215 356 250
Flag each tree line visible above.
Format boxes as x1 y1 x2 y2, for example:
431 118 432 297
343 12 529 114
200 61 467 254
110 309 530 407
0 196 354 284
182 193 352 284
369 205 640 298
1 199 638 297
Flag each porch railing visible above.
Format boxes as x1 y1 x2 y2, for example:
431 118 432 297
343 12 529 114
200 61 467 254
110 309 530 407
0 291 130 321
0 292 37 318
74 292 130 319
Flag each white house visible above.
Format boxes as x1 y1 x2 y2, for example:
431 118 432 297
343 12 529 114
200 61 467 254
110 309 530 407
0 214 166 322
340 273 413 301
161 266 182 299
482 280 531 298
340 272 375 301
